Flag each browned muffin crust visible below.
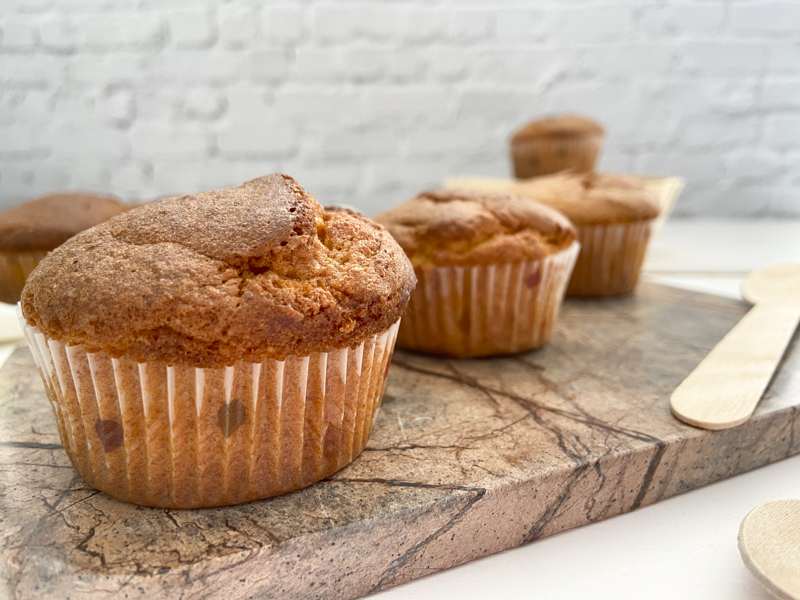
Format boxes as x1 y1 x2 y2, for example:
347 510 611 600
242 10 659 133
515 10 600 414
0 192 128 251
373 189 576 267
22 174 416 367
510 172 661 225
512 114 605 142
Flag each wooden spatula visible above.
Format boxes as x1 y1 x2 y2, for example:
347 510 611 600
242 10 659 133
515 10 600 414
739 499 800 600
670 264 800 430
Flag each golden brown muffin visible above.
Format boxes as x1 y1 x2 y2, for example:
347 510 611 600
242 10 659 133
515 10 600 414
510 172 660 296
376 189 576 266
20 174 416 508
375 189 579 357
23 177 414 366
513 114 605 140
510 172 660 224
0 192 128 303
510 114 605 178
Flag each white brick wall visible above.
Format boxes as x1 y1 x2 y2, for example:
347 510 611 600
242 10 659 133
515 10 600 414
1 0 799 217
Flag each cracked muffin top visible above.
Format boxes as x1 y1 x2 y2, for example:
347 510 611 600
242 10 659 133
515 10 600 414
511 114 604 142
0 192 128 251
373 189 576 268
509 172 661 225
21 174 416 367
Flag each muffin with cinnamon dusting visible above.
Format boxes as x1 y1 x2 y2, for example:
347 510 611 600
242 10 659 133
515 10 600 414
510 114 605 178
375 189 578 357
20 174 415 508
510 171 659 296
0 192 128 303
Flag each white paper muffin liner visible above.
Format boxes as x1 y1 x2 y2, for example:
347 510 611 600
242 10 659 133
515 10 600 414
567 220 654 297
0 249 49 304
20 314 400 508
511 135 604 178
397 242 579 357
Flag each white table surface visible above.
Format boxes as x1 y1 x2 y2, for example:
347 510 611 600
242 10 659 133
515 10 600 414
3 219 799 599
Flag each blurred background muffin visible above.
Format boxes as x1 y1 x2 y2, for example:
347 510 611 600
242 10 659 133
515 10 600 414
375 189 578 357
510 114 605 179
510 172 660 297
0 192 128 304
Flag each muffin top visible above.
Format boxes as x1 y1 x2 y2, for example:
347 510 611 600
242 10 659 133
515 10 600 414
509 172 661 225
512 115 605 142
22 174 416 367
373 189 577 268
0 192 128 251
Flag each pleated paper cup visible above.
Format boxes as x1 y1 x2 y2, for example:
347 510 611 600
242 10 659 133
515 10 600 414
397 242 579 358
0 250 49 304
511 135 604 179
20 314 400 509
567 220 654 297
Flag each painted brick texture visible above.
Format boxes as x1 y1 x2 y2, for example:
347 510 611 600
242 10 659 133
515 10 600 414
1 1 798 216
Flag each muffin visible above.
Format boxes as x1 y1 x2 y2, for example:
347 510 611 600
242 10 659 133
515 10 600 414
374 189 578 358
637 175 685 236
19 174 416 508
510 114 605 178
510 172 660 297
0 192 128 304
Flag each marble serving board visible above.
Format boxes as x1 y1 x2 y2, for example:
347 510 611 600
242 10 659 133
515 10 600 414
2 283 799 600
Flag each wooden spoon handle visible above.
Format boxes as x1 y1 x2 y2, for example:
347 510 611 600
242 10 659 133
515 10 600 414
670 302 800 430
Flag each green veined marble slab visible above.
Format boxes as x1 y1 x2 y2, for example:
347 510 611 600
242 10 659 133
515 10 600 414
1 283 799 600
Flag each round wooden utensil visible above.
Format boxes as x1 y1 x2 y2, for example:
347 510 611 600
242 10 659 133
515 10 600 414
739 499 800 600
670 264 800 430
